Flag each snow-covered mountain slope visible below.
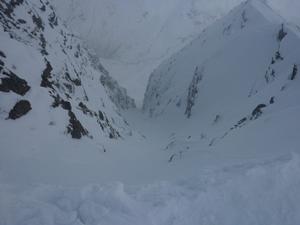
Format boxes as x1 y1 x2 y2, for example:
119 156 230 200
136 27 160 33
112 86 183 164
0 0 298 187
52 0 300 106
0 0 135 143
144 0 300 162
52 0 243 105
0 0 144 187
1 1 300 224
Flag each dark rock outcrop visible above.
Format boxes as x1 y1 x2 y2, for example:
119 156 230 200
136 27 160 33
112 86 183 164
290 64 298 81
8 100 31 119
40 60 53 88
277 24 287 42
185 66 203 118
0 71 30 96
67 110 88 139
251 104 266 120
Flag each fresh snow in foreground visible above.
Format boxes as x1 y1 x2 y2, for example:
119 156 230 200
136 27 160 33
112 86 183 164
1 153 300 225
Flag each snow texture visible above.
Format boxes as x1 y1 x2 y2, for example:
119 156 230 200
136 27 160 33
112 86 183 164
1 153 300 225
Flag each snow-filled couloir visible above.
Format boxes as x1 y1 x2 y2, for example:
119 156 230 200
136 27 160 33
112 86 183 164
1 1 300 224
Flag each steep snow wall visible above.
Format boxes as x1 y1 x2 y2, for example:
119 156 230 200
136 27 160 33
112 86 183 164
143 0 300 162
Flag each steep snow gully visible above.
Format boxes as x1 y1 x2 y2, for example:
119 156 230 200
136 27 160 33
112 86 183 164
1 0 300 225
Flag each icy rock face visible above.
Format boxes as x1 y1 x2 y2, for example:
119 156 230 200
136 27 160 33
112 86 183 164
100 74 136 110
88 52 136 110
0 0 131 140
143 0 300 156
185 66 204 118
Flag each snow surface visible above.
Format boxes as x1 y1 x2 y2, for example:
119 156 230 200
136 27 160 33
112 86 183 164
1 153 300 225
1 0 300 224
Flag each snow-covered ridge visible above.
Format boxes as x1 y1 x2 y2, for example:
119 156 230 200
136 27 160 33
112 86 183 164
0 0 134 141
143 0 299 116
